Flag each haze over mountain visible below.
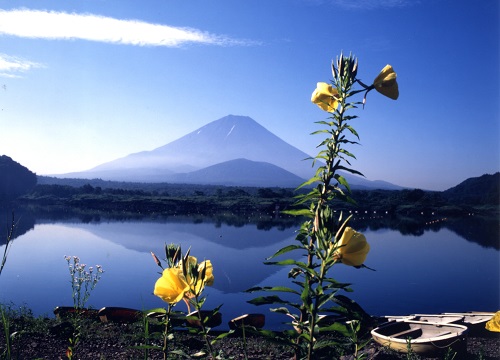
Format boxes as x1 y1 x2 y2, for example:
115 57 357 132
57 115 403 189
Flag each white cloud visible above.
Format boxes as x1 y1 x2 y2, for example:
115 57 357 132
0 9 249 47
0 53 43 78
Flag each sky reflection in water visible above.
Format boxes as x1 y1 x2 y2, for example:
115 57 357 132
0 216 498 330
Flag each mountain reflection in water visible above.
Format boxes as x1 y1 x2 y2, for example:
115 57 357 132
0 208 498 330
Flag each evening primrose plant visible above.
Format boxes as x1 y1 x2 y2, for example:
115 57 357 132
150 244 217 360
247 53 398 360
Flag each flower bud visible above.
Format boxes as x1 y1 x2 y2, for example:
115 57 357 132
334 227 370 267
372 65 399 100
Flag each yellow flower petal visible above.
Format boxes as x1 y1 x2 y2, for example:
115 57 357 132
177 256 215 297
311 82 340 112
335 227 370 267
373 65 399 100
153 268 189 304
486 311 500 332
199 260 214 286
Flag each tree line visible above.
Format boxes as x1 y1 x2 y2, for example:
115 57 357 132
14 182 497 217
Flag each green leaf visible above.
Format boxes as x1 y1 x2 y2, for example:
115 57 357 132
246 286 264 293
255 329 299 347
300 286 311 311
335 174 351 193
270 307 299 322
336 165 364 177
263 286 300 294
282 209 312 217
266 245 302 260
169 349 190 357
323 279 353 292
317 292 336 308
247 295 291 306
313 338 344 349
339 148 357 159
298 331 312 342
346 124 360 139
318 322 351 336
297 176 321 189
266 260 319 278
265 259 300 266
332 294 375 326
311 129 330 135
144 307 166 315
215 330 235 341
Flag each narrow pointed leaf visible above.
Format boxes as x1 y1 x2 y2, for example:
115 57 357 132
247 295 291 306
266 245 302 260
281 209 312 217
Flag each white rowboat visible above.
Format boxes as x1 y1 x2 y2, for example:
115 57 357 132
371 320 468 355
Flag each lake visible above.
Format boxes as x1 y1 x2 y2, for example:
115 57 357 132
0 209 498 330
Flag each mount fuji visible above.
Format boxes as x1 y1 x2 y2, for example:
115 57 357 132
57 115 401 189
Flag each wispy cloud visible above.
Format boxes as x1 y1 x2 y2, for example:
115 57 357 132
0 8 251 47
0 53 43 78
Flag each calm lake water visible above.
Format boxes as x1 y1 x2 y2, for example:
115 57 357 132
0 209 498 330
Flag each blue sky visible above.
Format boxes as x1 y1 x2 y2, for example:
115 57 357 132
0 0 498 191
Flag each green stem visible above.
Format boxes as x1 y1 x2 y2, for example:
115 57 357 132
242 323 248 360
194 298 216 358
1 306 11 360
0 213 15 277
162 304 173 360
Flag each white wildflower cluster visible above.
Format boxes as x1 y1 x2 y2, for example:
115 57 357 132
64 255 104 309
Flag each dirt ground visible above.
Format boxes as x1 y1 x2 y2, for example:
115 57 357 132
2 319 499 360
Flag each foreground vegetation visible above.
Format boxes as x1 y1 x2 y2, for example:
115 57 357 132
1 304 499 360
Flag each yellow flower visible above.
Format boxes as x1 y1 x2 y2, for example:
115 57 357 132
373 65 399 100
180 256 214 296
334 227 370 267
199 259 214 286
153 267 190 304
311 82 340 112
486 311 500 332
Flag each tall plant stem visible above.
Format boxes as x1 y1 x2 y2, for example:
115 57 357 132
162 304 173 360
193 298 216 358
0 212 15 277
303 83 349 360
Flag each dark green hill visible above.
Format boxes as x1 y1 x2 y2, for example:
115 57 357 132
442 172 499 205
0 155 37 201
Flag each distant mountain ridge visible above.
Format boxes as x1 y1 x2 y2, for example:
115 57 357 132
56 115 403 190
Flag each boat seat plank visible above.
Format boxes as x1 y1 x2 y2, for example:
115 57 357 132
391 328 421 338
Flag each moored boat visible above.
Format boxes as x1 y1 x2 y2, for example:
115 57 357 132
371 320 468 356
53 306 99 320
228 313 265 330
381 312 496 336
383 314 464 324
442 312 496 336
98 307 143 323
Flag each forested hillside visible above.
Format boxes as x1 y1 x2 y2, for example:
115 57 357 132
0 155 37 201
443 172 499 205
